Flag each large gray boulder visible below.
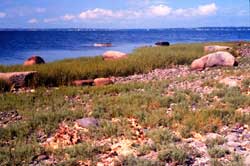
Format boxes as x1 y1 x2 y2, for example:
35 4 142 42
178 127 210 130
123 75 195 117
191 51 237 71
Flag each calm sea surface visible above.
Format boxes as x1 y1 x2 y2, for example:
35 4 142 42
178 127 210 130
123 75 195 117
0 27 250 65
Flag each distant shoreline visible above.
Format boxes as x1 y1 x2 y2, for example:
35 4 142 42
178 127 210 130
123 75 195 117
0 26 250 31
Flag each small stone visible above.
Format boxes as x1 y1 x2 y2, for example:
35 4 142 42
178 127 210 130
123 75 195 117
37 155 48 161
72 79 94 86
226 133 238 142
76 117 99 128
227 141 241 148
205 133 222 140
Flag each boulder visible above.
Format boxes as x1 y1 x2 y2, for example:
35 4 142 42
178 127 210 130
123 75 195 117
191 51 237 70
72 79 94 86
24 56 45 66
204 45 232 53
190 56 209 71
206 51 236 67
94 43 112 47
76 118 99 128
102 51 128 61
94 78 113 86
0 71 37 87
155 41 170 46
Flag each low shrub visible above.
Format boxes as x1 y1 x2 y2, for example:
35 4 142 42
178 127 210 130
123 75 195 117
158 146 189 165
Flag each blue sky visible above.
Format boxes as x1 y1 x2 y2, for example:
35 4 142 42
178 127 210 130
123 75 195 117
0 0 249 28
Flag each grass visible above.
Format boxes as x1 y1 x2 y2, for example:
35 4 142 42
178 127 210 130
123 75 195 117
147 128 180 150
208 146 230 158
158 146 190 165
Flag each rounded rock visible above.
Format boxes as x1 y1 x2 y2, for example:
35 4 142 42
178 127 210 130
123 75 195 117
24 56 45 66
76 118 99 128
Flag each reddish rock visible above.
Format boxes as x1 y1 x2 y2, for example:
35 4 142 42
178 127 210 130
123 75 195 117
72 79 94 86
24 56 45 66
0 71 37 87
204 45 232 53
191 56 208 71
94 78 113 86
102 51 128 61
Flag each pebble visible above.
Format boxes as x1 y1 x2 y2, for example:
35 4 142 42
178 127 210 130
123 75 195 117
76 117 99 128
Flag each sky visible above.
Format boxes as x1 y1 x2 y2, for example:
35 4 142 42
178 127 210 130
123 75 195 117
0 0 249 28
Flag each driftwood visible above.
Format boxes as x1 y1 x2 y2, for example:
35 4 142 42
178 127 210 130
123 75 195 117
0 71 37 87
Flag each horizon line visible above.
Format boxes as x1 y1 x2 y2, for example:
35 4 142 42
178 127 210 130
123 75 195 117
0 26 250 31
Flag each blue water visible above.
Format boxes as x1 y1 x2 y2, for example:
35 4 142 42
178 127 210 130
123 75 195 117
0 27 250 65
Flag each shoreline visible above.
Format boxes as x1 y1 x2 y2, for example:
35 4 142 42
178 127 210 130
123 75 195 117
0 40 246 66
1 42 250 165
